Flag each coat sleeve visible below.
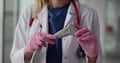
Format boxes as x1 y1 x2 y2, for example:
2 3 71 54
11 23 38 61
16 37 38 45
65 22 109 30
10 7 31 63
91 11 103 63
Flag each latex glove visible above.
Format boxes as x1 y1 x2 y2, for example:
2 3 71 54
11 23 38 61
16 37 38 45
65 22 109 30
25 32 56 53
72 22 98 57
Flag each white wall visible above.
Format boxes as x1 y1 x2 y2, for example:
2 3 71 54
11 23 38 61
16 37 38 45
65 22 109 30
0 0 3 62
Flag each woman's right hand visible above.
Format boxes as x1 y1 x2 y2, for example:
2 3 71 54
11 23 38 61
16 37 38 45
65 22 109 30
24 32 56 62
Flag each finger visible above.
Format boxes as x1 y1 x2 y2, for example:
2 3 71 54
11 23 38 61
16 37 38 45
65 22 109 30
42 33 57 39
36 45 42 50
45 39 55 44
77 37 84 42
29 42 39 51
38 46 42 50
81 35 95 41
80 32 92 38
30 41 38 49
32 44 39 50
34 45 42 50
33 41 43 50
75 28 89 37
77 38 86 48
41 37 55 44
40 41 47 47
30 42 42 51
36 40 47 47
72 22 82 30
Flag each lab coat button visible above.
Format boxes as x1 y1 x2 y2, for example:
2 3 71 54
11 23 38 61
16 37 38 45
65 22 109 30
64 56 67 59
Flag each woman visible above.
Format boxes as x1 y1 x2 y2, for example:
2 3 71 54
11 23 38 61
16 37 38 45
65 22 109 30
10 0 102 63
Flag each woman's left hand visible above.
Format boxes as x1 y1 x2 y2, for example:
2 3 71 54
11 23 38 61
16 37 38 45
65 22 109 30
72 22 98 58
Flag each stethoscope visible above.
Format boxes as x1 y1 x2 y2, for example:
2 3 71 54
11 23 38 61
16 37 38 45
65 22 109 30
72 0 86 58
29 0 80 27
29 0 85 58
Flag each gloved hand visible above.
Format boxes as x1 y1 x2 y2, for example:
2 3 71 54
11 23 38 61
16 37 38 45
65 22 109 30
72 22 98 57
25 32 56 53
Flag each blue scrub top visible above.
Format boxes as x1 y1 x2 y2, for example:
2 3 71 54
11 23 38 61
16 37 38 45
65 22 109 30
46 4 69 63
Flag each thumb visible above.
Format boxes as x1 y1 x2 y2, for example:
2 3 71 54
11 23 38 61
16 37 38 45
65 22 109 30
72 22 82 30
42 33 57 39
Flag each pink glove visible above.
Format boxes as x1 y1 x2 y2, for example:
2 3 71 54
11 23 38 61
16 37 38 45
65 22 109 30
25 32 56 53
72 22 98 57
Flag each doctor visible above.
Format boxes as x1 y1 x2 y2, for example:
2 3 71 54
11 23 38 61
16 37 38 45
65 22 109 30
10 0 102 63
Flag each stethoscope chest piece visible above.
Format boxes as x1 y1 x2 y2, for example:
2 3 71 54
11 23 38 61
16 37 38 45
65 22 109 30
76 47 86 58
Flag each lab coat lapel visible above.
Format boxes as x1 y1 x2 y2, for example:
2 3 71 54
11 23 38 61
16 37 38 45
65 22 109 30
33 5 48 63
62 1 79 57
37 5 49 34
64 2 77 28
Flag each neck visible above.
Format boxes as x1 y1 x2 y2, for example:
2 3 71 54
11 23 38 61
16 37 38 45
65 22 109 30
49 0 71 8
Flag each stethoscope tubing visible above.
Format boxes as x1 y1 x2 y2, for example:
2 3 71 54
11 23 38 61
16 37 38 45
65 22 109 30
29 0 85 58
29 0 80 28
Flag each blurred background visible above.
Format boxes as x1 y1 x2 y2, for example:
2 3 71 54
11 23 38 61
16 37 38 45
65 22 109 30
0 0 120 63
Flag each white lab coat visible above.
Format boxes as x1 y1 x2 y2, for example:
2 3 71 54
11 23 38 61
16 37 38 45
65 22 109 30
10 0 103 63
